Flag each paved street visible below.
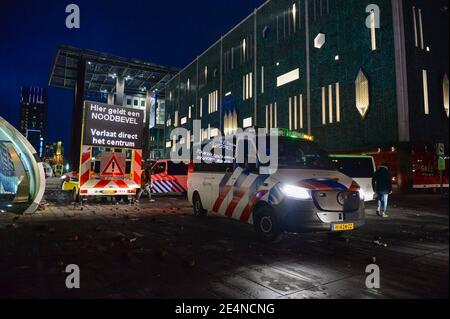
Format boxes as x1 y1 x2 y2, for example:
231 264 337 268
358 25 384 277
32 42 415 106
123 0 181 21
0 178 448 299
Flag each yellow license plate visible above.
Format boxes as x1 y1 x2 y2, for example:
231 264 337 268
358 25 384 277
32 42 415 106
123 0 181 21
332 223 354 232
102 190 118 195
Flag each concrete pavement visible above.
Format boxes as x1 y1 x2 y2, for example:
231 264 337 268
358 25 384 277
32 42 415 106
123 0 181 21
0 181 448 299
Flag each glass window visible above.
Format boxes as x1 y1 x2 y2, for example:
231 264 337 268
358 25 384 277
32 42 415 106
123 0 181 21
167 161 188 175
355 69 370 118
331 157 375 178
0 117 45 214
152 162 166 174
276 138 335 170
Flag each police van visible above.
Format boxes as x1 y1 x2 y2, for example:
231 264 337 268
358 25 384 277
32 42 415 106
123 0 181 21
187 129 365 242
149 160 188 194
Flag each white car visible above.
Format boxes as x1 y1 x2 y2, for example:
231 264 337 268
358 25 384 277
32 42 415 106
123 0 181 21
43 162 54 178
188 130 366 242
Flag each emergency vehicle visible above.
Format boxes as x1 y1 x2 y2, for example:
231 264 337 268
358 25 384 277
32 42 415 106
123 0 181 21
74 101 143 203
187 129 366 242
76 147 141 201
330 154 376 201
62 171 80 201
149 160 188 194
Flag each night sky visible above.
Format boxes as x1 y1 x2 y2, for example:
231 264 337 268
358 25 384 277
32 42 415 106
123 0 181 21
0 0 265 154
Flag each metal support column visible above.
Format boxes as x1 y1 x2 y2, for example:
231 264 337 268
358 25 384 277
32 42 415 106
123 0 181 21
71 56 86 170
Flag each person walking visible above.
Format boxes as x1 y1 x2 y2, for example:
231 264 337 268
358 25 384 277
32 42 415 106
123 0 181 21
136 169 152 201
372 163 393 217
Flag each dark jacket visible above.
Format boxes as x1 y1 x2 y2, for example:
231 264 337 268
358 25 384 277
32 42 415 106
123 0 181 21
141 171 151 188
372 166 392 193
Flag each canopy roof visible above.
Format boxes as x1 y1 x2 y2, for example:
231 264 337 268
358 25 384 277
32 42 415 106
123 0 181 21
49 45 179 96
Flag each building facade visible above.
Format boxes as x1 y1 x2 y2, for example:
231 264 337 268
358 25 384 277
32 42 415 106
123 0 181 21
44 141 64 164
164 0 449 191
19 86 48 157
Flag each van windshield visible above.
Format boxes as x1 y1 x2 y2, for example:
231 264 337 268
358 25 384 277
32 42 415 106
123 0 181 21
277 138 335 170
331 157 375 178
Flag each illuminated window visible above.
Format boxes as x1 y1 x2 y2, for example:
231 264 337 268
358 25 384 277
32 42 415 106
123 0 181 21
370 10 377 51
174 111 179 127
243 117 252 128
443 74 449 117
205 66 208 84
422 70 429 115
292 3 297 31
261 66 264 94
188 106 192 119
200 98 203 118
242 38 247 63
299 94 304 129
180 117 187 125
289 97 292 130
314 33 326 49
208 91 218 114
243 73 253 100
223 111 237 136
266 104 275 129
418 9 424 49
187 131 191 150
412 7 418 47
355 70 370 119
322 87 326 124
224 112 229 136
328 84 333 123
277 68 300 87
336 83 341 122
294 96 298 130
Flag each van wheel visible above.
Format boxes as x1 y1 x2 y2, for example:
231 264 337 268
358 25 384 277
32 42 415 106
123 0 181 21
193 193 207 217
72 188 80 203
254 206 283 243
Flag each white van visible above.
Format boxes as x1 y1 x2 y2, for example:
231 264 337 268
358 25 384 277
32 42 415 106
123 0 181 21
187 130 365 242
330 155 376 201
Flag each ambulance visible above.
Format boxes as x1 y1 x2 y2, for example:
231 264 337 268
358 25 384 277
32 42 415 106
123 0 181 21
187 129 365 242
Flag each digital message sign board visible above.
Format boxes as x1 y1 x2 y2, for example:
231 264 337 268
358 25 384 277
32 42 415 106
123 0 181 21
82 101 143 149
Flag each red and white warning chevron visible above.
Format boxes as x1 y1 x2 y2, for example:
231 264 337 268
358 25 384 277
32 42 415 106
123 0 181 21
78 146 140 195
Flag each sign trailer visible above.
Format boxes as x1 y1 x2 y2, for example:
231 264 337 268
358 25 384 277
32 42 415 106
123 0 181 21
78 101 143 199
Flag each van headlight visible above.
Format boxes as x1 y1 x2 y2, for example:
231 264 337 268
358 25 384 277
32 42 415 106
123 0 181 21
280 184 312 200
